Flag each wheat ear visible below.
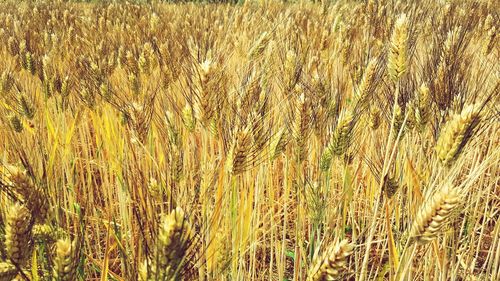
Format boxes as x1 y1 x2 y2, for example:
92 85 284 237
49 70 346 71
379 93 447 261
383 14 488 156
142 207 194 280
320 111 354 171
8 166 49 223
409 185 461 245
53 238 79 281
307 239 354 281
354 58 377 104
396 185 461 280
388 14 408 81
293 91 311 162
226 125 252 174
5 203 34 266
0 261 18 281
435 104 481 166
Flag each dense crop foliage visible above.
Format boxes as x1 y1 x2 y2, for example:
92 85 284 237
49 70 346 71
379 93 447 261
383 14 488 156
0 0 498 280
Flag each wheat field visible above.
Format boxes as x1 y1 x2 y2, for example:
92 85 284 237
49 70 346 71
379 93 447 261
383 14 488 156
0 0 498 280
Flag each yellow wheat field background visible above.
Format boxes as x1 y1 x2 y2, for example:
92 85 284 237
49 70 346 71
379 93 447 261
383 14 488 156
0 0 498 280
